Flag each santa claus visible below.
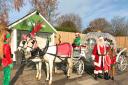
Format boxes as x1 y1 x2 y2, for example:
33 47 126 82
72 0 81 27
92 36 111 80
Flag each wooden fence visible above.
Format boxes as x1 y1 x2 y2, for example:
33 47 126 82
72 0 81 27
115 37 128 49
55 31 86 44
55 31 128 50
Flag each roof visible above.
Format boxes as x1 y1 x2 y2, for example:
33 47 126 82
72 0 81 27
8 10 57 33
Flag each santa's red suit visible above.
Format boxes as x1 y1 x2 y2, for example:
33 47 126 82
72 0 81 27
92 44 111 74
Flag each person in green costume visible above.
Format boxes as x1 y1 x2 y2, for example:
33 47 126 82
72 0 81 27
72 32 81 47
2 33 13 85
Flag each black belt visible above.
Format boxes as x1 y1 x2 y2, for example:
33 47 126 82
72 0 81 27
98 54 106 56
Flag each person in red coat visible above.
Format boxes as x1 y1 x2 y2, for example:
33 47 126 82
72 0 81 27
2 33 13 85
106 42 116 80
92 36 108 80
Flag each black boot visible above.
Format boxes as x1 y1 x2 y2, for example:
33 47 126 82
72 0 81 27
94 74 98 80
104 72 107 79
104 72 110 80
98 73 103 79
104 72 107 80
111 76 114 80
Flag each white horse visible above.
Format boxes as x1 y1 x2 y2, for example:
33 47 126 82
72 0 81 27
18 36 73 85
17 36 43 80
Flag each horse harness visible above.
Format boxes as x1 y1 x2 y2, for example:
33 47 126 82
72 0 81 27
26 38 37 49
29 39 68 63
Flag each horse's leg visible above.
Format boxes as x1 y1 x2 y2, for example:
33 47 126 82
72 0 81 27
49 61 53 85
67 58 73 78
36 62 39 79
45 62 49 81
38 61 42 80
54 64 58 74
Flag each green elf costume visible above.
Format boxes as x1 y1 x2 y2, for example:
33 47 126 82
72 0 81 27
2 33 13 85
73 33 81 47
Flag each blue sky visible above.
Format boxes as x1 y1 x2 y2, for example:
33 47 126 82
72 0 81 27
9 0 128 29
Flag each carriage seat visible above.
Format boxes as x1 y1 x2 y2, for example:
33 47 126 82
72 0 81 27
73 45 86 51
73 45 86 58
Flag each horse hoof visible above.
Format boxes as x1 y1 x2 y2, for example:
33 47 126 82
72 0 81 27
48 81 52 85
49 83 52 85
45 80 49 82
37 78 41 80
111 77 114 80
35 77 38 80
67 76 70 79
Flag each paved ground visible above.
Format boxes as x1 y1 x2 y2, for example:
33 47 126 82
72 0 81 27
0 64 128 85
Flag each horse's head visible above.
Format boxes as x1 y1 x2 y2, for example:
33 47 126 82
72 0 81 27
26 37 50 57
25 38 37 52
17 34 30 51
17 40 27 51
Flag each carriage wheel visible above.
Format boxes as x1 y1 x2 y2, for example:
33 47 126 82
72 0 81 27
77 59 85 75
117 55 128 72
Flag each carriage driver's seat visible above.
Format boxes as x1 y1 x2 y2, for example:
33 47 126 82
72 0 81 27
73 44 86 51
72 44 86 58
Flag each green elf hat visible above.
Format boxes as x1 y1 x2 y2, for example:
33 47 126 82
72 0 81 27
4 33 11 43
6 33 11 39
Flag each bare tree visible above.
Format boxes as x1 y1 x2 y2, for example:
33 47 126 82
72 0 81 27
13 0 24 11
13 0 58 23
31 0 58 23
0 0 58 24
110 16 128 36
83 18 111 33
83 17 128 36
82 27 94 33
0 0 10 24
56 20 79 32
89 18 110 32
56 14 82 32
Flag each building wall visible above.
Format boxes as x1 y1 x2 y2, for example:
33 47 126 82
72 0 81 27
11 29 17 61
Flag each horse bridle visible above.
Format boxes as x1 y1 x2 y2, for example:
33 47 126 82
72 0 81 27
26 38 37 49
26 38 50 57
18 40 27 49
